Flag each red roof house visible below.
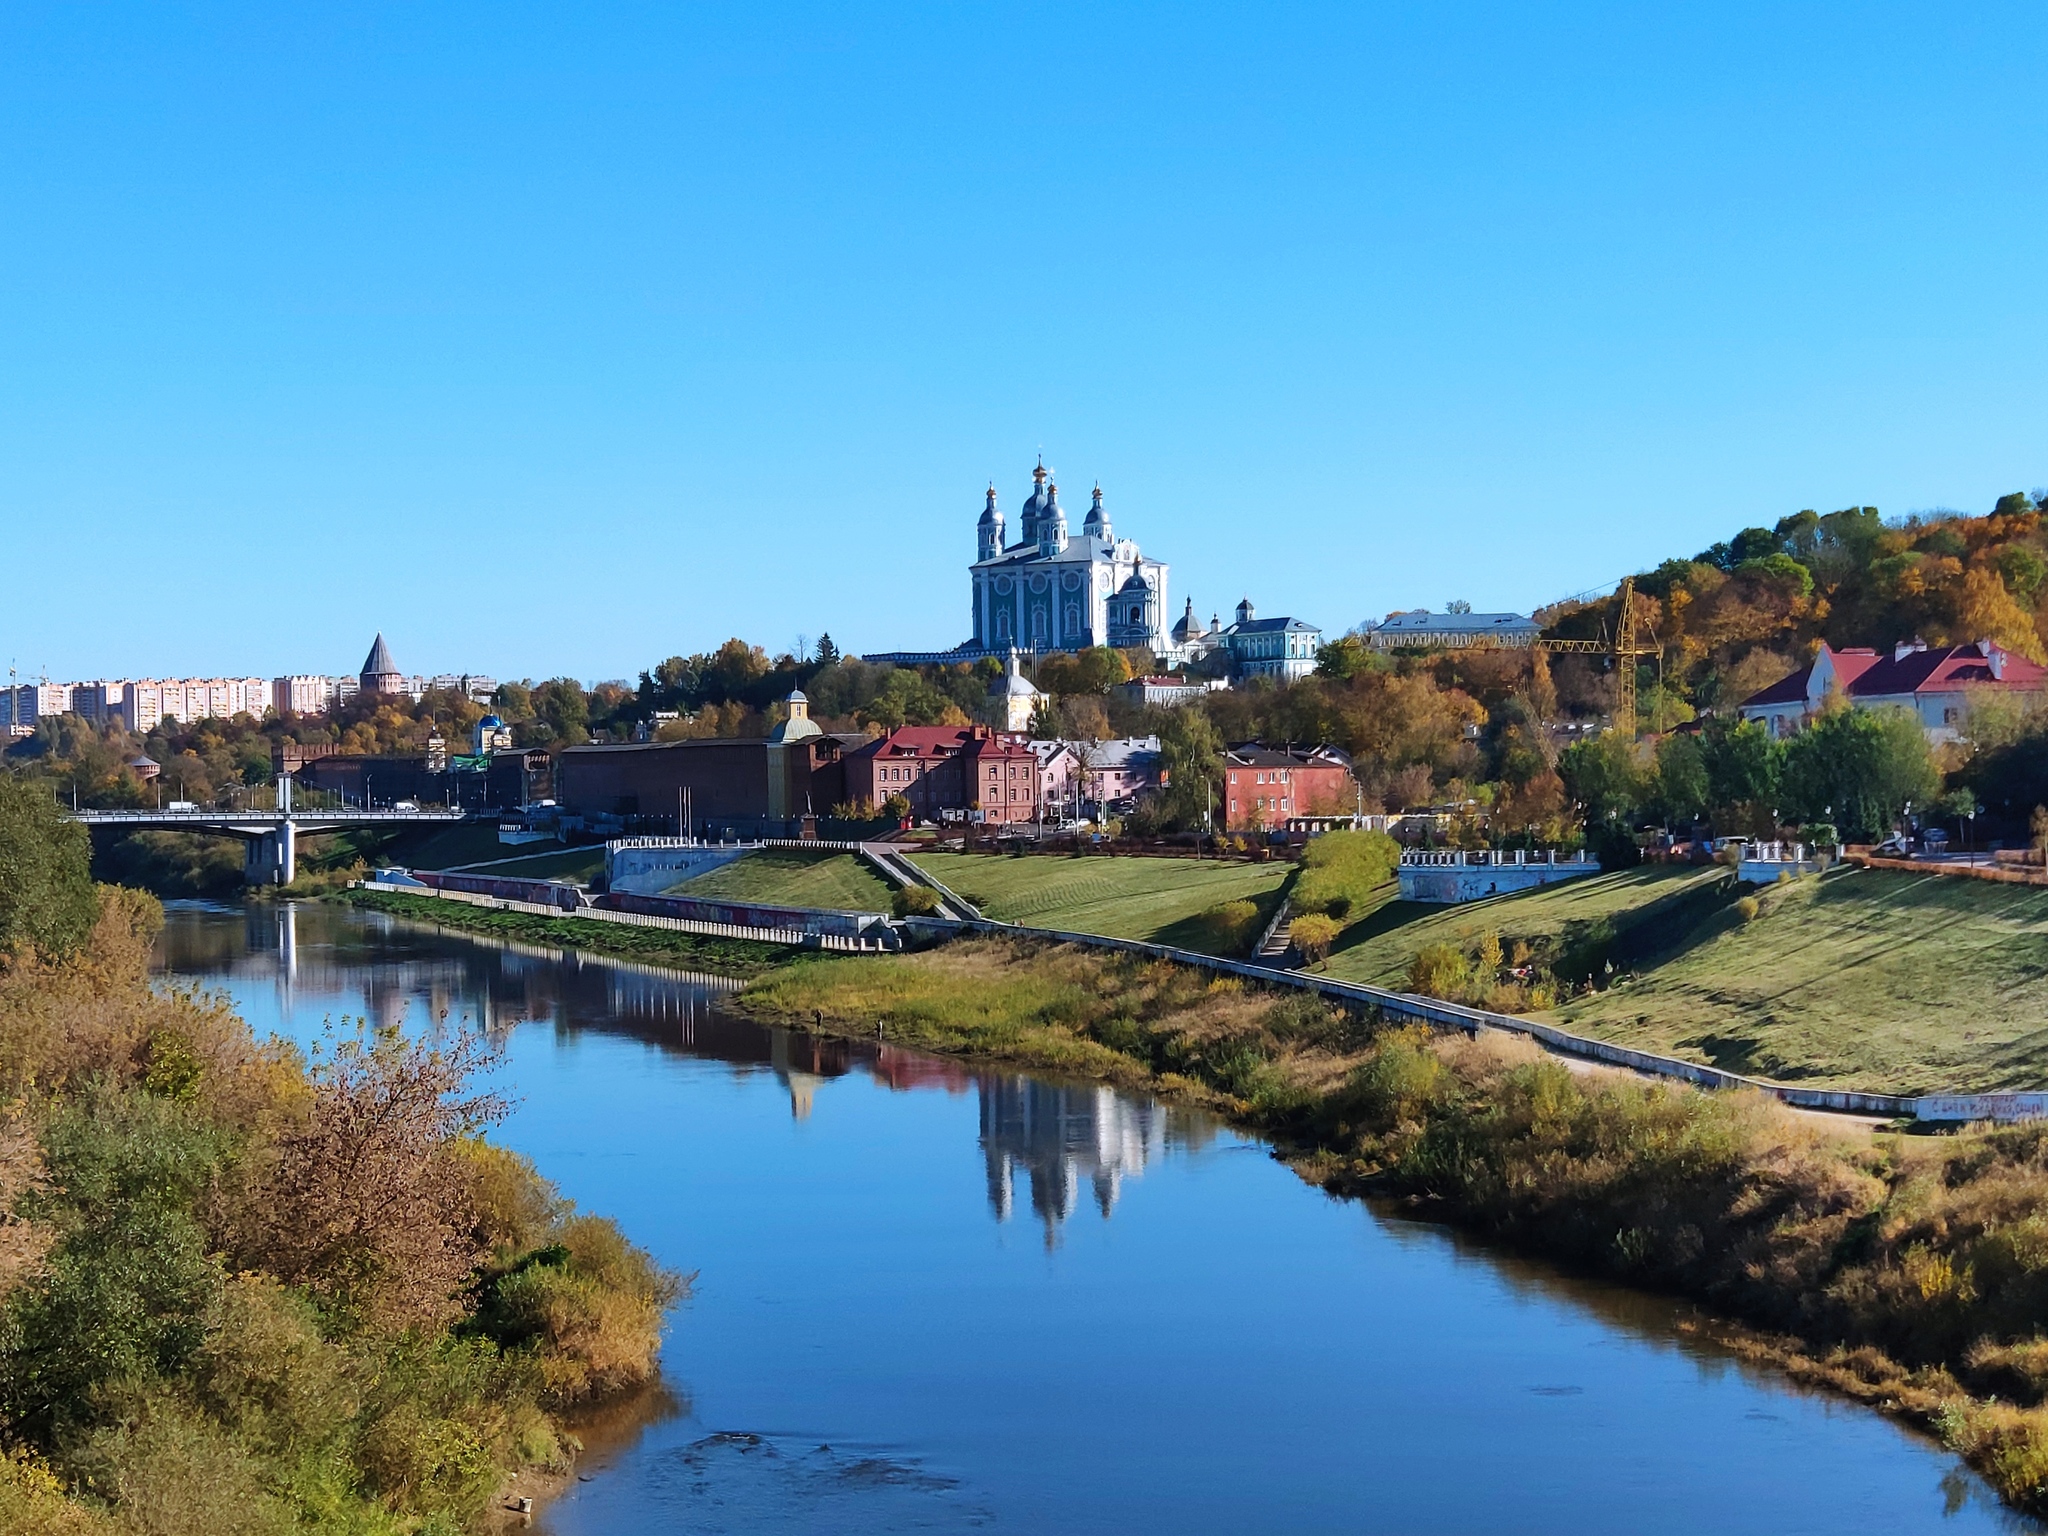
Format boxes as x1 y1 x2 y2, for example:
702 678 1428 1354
1738 640 2046 742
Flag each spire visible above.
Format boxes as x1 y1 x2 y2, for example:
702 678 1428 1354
361 632 398 677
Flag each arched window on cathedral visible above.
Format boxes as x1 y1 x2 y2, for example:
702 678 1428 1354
1064 604 1080 635
996 610 1011 639
1128 605 1142 625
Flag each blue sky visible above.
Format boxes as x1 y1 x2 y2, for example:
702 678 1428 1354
3 4 2043 685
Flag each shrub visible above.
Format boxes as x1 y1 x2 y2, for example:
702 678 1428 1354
1288 914 1340 962
475 1215 684 1406
67 1389 293 1536
1293 830 1400 918
891 884 942 918
1 1086 228 1438
0 1446 112 1536
1736 895 1760 923
1407 942 1470 998
1191 899 1262 954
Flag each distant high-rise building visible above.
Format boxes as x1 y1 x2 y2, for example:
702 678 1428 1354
273 675 344 716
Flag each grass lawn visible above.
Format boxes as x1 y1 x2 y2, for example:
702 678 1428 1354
1552 866 2048 1093
449 846 606 882
384 823 554 871
907 851 1288 950
669 847 895 912
1319 867 1709 988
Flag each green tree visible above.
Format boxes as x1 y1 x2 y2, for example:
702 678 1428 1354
1558 733 1645 827
813 633 841 668
1653 733 1710 825
1780 705 1939 842
1155 707 1224 830
524 680 590 747
1700 717 1782 818
1314 634 1379 681
0 775 98 957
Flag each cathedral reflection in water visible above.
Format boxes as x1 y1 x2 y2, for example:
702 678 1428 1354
165 900 1214 1241
979 1077 1178 1237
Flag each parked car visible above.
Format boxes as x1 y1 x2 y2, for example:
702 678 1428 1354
1872 834 1910 856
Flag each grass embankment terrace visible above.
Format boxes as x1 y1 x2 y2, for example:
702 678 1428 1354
739 936 2048 1521
907 850 1288 949
667 846 897 911
448 846 608 882
343 888 791 977
1316 863 2048 1094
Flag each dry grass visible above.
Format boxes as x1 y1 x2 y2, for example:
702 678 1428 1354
743 935 2048 1521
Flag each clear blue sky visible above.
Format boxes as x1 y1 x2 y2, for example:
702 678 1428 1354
4 4 2043 685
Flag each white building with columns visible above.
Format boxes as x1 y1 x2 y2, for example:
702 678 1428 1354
866 461 1175 665
968 461 1171 656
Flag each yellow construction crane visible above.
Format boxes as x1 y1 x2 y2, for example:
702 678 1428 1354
1395 576 1659 737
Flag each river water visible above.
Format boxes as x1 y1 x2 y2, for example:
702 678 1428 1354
155 901 2031 1536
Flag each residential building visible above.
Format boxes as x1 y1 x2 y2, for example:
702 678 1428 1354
1 683 72 735
1367 609 1544 650
843 725 1041 825
1029 740 1080 810
114 677 268 732
430 674 499 704
68 681 124 724
1222 743 1353 830
274 675 344 715
1737 640 2048 743
1075 736 1162 807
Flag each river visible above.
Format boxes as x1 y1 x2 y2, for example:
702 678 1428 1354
154 900 2032 1535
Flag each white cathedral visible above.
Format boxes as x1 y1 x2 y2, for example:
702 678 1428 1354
968 461 1173 657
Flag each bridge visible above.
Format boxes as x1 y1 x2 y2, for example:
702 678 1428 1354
72 796 474 885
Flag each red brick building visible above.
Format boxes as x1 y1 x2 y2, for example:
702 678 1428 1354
1222 744 1352 830
844 725 1041 824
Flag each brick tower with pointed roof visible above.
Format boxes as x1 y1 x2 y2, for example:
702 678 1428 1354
360 632 405 695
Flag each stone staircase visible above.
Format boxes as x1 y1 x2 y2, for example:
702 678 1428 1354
1254 899 1294 962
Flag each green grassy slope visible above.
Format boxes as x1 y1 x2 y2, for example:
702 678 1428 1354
386 822 559 871
669 847 895 912
1552 867 2048 1093
907 851 1288 949
449 846 607 882
1319 867 1709 988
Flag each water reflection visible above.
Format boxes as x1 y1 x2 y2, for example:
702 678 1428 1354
979 1078 1218 1240
160 901 1204 1241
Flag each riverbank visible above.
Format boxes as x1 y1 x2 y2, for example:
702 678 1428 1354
342 887 794 977
334 893 2048 1520
741 937 2048 1520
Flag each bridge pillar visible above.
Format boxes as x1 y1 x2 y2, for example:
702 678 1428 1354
243 822 297 886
